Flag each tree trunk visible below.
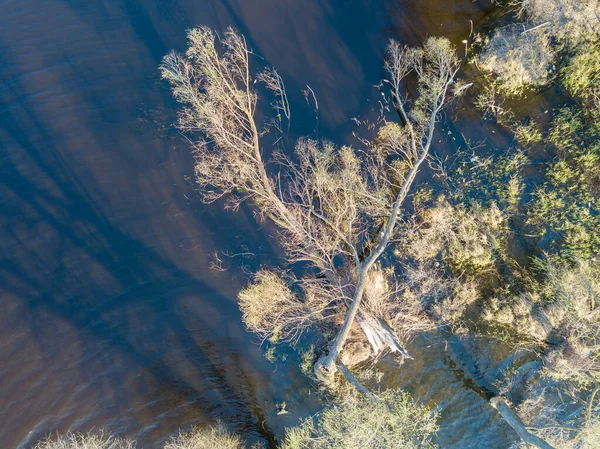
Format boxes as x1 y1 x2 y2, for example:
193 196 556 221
336 362 377 400
355 311 412 359
490 397 556 449
315 142 431 382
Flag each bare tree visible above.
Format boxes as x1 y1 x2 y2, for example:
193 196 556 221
161 27 460 386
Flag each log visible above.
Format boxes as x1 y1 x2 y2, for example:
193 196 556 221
336 361 377 401
490 397 556 449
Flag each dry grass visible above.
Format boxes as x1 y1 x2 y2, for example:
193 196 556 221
33 432 135 449
478 23 554 95
361 267 395 319
164 422 248 449
394 264 473 329
542 260 600 383
482 292 555 343
514 419 600 449
391 198 507 329
484 259 600 382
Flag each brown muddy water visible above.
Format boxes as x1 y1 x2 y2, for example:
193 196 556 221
0 1 516 448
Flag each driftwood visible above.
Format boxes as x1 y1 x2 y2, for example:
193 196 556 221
490 397 556 449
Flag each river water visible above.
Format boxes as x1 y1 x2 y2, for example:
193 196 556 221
0 1 514 448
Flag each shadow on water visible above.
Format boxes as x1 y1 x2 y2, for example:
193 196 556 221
0 39 282 448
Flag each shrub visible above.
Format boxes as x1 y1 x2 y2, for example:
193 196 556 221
527 109 600 262
483 259 600 382
482 291 554 344
403 197 505 275
281 390 438 449
238 270 315 344
527 420 600 449
164 422 248 449
521 0 600 46
514 120 543 146
563 43 600 100
541 260 600 383
32 432 135 449
446 150 528 211
478 23 554 96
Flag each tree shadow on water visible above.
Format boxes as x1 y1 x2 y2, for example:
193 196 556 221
0 39 278 449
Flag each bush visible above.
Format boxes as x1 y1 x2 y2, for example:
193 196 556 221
563 43 600 100
541 260 600 383
482 259 600 382
238 270 314 344
403 197 506 275
399 263 480 325
478 23 554 96
32 432 135 449
526 109 600 263
521 0 600 46
281 390 438 449
526 420 600 449
164 422 248 449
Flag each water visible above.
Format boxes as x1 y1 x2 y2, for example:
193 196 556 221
0 1 511 448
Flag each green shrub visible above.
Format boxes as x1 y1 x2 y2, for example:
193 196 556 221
281 390 438 449
527 109 600 262
563 44 600 99
164 422 249 449
449 150 528 211
514 120 543 146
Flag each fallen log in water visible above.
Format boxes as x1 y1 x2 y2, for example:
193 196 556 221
490 396 556 449
336 361 377 400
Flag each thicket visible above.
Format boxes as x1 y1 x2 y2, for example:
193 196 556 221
33 390 438 449
395 0 600 446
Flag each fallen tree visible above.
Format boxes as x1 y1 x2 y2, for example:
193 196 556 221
161 27 459 386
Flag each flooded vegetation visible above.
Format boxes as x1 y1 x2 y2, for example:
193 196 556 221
1 0 598 448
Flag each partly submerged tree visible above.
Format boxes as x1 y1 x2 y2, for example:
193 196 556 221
161 27 460 384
